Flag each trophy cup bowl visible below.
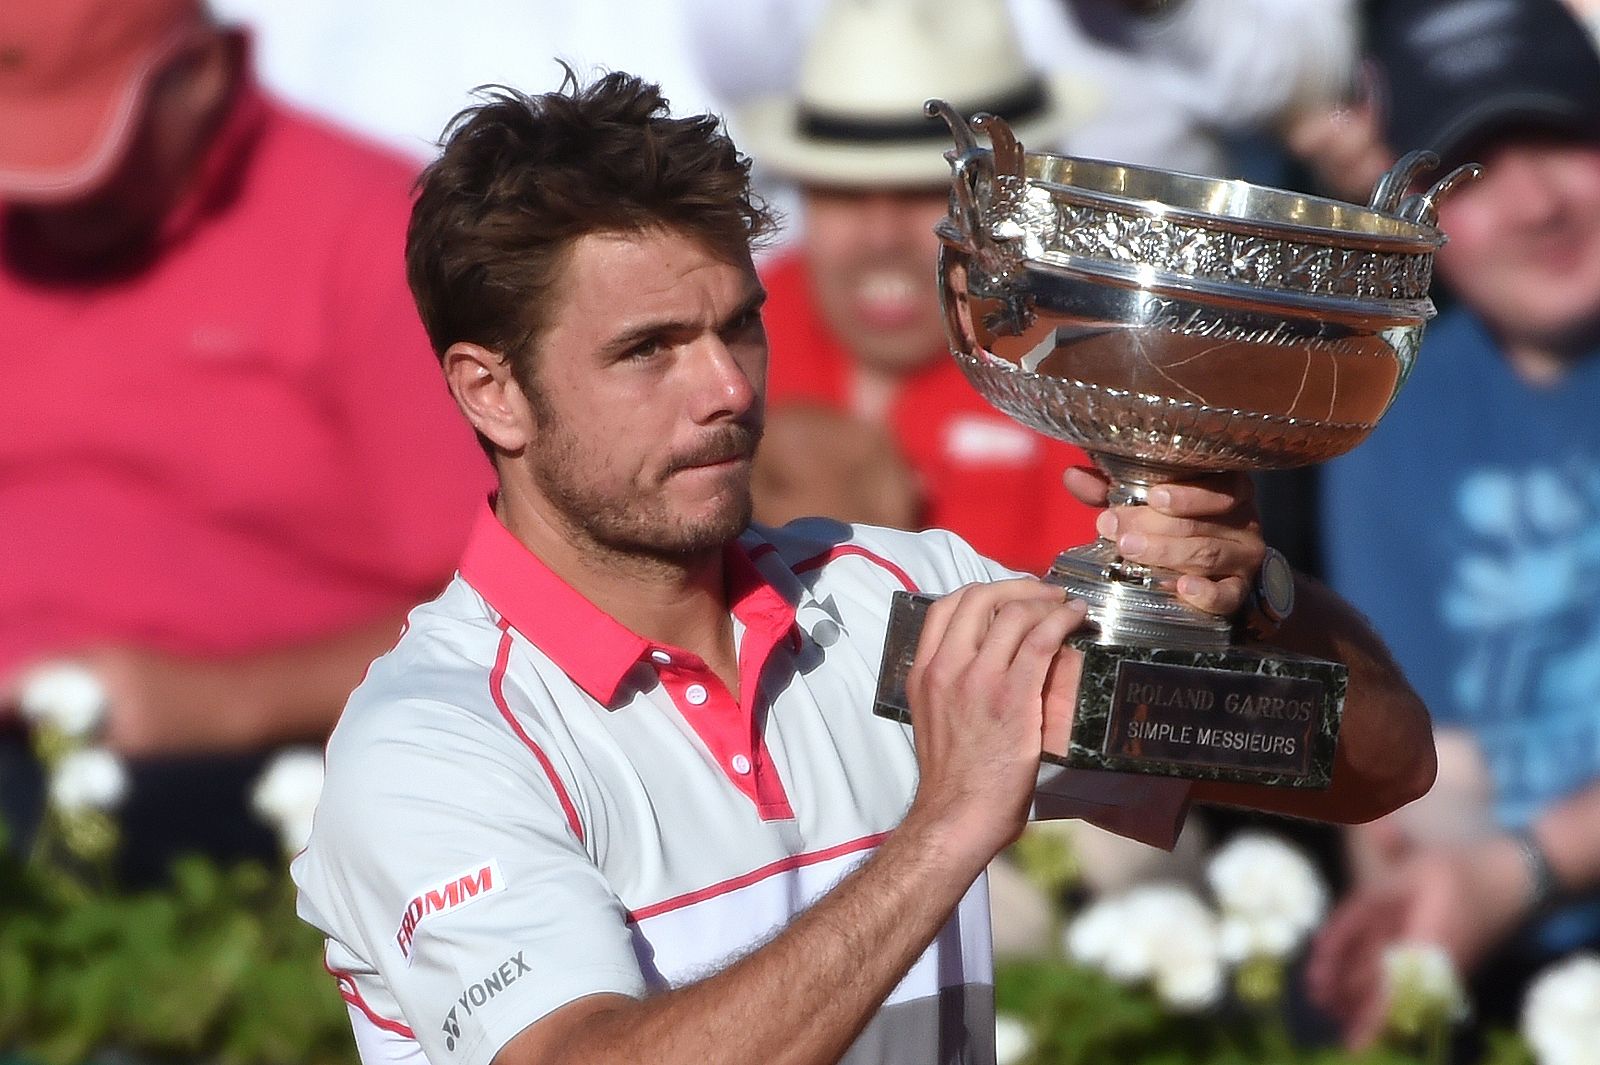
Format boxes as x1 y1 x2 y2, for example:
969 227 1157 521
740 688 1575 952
874 101 1479 788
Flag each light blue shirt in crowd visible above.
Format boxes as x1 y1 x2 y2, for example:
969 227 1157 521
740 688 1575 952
1322 308 1600 952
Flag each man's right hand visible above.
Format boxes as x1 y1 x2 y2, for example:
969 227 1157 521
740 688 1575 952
901 580 1088 869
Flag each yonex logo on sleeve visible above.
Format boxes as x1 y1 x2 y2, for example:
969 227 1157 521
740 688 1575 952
438 951 532 1053
396 860 505 962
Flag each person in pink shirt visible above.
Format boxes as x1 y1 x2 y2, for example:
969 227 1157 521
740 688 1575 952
0 0 487 883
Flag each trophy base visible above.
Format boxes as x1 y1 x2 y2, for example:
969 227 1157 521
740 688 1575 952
873 592 1344 788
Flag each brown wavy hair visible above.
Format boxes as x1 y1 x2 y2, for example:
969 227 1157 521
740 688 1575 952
405 67 776 399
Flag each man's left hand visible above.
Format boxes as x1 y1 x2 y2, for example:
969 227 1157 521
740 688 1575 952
1063 467 1266 617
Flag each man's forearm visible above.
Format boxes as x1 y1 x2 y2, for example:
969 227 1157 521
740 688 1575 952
520 810 990 1065
1191 575 1436 823
86 611 412 755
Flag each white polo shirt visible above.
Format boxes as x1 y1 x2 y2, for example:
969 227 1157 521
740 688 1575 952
293 505 1188 1065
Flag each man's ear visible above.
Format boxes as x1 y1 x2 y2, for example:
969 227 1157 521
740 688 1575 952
443 342 535 453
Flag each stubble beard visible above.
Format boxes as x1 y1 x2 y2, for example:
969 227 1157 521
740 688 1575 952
534 419 761 568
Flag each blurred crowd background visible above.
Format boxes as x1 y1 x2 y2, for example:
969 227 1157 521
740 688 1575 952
4 0 1600 1056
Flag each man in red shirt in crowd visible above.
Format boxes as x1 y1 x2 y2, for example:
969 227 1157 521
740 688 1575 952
741 0 1099 575
0 0 486 882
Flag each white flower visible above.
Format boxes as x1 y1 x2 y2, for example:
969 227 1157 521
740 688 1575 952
1218 912 1299 962
1206 832 1328 962
50 747 128 813
994 1013 1032 1065
1155 950 1226 1013
1065 894 1126 970
251 747 325 854
1066 883 1225 1012
1523 953 1600 1065
18 662 108 739
1383 943 1470 1024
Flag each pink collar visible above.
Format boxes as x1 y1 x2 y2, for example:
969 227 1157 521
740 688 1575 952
458 502 798 707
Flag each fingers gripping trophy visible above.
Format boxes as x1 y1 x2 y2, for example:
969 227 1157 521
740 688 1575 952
876 102 1479 788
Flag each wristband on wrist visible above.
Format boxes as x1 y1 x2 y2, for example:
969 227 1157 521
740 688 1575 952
1510 826 1559 915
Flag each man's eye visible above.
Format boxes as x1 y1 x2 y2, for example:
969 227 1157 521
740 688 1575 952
624 339 664 360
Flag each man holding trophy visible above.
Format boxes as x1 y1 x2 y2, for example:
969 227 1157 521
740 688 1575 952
292 62 1446 1065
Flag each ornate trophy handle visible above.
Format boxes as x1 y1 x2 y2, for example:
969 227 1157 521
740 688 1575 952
924 98 1035 266
923 98 979 157
924 99 988 249
1368 150 1484 227
1397 163 1484 226
971 110 1025 185
1368 149 1439 216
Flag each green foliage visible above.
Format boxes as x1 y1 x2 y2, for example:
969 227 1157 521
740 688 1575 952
0 846 356 1065
0 810 1548 1065
996 958 1528 1065
1009 828 1081 902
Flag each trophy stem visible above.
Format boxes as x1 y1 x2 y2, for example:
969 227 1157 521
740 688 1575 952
1094 454 1181 507
1047 453 1233 652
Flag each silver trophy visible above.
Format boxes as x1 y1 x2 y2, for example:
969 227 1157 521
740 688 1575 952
875 102 1478 787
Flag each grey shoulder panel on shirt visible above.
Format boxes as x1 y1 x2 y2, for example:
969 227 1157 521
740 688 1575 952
840 984 997 1065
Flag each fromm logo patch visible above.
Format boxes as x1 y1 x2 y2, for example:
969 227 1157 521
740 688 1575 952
396 860 504 962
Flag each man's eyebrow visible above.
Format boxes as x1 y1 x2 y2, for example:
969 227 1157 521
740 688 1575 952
723 287 768 328
601 287 768 354
601 316 684 355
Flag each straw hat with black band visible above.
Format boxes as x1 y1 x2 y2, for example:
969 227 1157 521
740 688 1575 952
738 0 1093 188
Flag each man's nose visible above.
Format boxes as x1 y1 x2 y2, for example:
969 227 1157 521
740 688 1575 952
688 336 759 422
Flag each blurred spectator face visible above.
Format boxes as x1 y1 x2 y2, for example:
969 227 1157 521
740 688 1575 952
6 32 232 263
1435 135 1600 350
800 185 949 374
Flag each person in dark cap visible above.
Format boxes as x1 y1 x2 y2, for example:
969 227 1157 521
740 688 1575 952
1304 0 1600 1046
1373 0 1600 169
0 0 487 883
